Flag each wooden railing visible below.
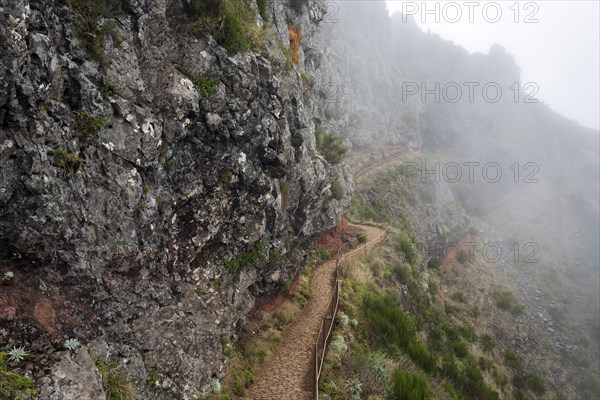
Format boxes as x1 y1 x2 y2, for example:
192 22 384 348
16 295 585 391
312 220 389 400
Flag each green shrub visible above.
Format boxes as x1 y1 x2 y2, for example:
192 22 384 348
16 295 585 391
52 150 83 177
390 369 430 400
427 258 441 270
66 0 123 63
493 290 525 316
450 291 466 303
193 77 219 97
73 110 107 141
428 280 438 296
513 372 545 395
189 0 263 54
503 350 521 370
315 127 347 165
363 292 436 373
95 358 135 400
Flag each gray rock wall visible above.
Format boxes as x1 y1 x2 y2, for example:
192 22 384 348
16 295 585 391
0 0 349 398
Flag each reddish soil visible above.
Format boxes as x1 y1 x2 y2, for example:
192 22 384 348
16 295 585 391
313 217 363 255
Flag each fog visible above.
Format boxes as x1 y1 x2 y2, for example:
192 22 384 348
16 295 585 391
386 0 600 130
317 1 600 396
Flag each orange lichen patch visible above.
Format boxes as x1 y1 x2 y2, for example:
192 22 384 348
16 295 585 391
289 26 302 67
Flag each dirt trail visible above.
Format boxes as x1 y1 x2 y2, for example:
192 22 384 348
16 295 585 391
244 224 385 400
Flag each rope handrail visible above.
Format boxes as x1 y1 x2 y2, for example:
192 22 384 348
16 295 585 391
312 219 390 399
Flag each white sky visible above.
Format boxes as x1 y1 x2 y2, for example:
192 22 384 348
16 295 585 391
385 0 600 130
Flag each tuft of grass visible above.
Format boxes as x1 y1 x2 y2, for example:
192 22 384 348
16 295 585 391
52 150 84 177
66 0 123 64
450 291 466 303
95 358 135 400
73 110 107 141
279 41 293 71
315 127 347 165
457 249 469 264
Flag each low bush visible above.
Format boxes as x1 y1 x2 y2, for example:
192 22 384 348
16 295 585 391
396 232 416 265
503 350 521 370
52 150 83 177
0 352 37 399
480 333 496 352
513 372 545 395
493 289 525 316
330 179 344 200
73 110 107 141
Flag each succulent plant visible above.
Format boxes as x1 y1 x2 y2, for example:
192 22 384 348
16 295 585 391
3 271 14 279
350 319 358 327
329 337 344 351
64 338 81 351
345 378 362 396
210 378 221 393
339 314 350 325
8 346 28 362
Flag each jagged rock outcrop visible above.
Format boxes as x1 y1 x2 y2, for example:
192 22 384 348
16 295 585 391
0 0 350 398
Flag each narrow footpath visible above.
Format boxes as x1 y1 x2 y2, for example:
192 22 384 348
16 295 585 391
244 224 385 400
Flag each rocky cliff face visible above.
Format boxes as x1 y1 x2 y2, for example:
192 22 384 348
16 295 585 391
0 0 349 398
